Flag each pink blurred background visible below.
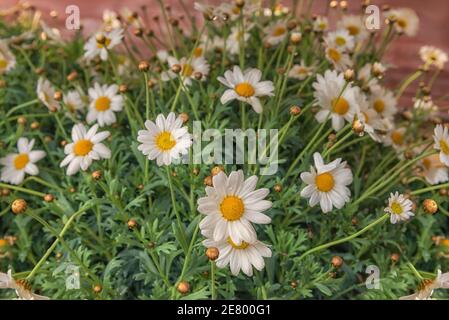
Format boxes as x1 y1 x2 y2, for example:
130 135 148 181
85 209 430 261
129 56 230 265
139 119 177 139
1 0 448 107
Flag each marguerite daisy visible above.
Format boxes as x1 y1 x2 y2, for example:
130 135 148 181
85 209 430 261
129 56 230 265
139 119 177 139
86 83 123 127
324 45 352 71
63 90 84 114
385 8 419 37
420 154 449 185
218 66 274 113
0 40 16 74
384 192 414 224
400 270 449 300
36 77 60 112
226 26 250 56
419 46 448 70
0 138 46 185
136 112 192 166
83 28 123 61
369 86 397 120
382 127 406 151
161 56 210 86
338 14 369 41
354 88 385 142
324 29 355 52
60 123 111 175
0 270 49 300
313 16 328 32
313 70 357 131
264 21 288 46
198 170 272 245
288 61 314 80
300 152 353 213
433 124 449 166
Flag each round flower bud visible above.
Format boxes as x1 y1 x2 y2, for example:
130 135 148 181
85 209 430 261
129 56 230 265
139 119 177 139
193 71 203 80
390 253 400 263
290 105 301 116
171 64 182 74
211 166 224 176
179 112 189 123
35 67 45 75
274 183 282 193
30 121 40 130
352 119 365 136
69 187 76 193
53 91 63 101
133 28 143 37
423 199 438 215
17 117 27 125
118 84 128 94
43 194 54 202
1 188 10 196
331 255 343 268
127 219 138 230
138 61 150 72
137 184 144 190
290 32 302 44
344 69 355 82
439 189 448 196
177 281 190 294
192 167 200 176
205 247 219 261
67 70 78 81
93 285 102 293
351 217 358 226
60 140 67 147
290 280 298 288
11 199 27 215
235 0 245 8
92 170 102 180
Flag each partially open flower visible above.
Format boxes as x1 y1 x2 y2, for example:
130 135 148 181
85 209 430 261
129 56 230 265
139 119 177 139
0 270 49 299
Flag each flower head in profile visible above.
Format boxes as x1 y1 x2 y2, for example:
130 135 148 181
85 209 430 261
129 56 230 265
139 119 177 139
161 56 210 86
226 26 250 55
354 88 385 142
384 192 414 224
400 270 449 300
313 69 357 131
198 170 272 245
87 83 123 127
420 154 448 185
300 153 353 213
288 61 315 80
419 46 448 70
0 40 16 74
433 124 449 166
102 9 121 31
83 28 123 61
60 123 111 175
218 66 274 113
63 90 84 114
385 8 419 37
0 138 46 185
37 77 60 112
137 113 192 166
0 270 49 300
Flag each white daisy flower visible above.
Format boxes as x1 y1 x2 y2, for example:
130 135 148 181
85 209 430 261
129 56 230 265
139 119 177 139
413 97 438 114
218 66 274 113
324 29 355 52
300 152 353 213
313 16 329 32
60 123 111 176
420 154 449 185
338 14 369 41
264 21 288 46
0 40 16 74
385 8 419 37
384 192 414 224
400 270 449 300
433 124 449 166
369 86 397 120
0 138 46 185
217 2 259 21
288 61 315 80
0 270 49 300
354 88 385 142
120 7 144 28
83 28 123 61
102 9 121 31
419 46 448 70
226 26 250 56
325 46 352 71
63 90 84 114
137 112 192 166
161 56 210 86
313 69 357 131
36 77 60 112
382 127 406 151
86 83 123 127
357 63 381 92
198 170 272 245
203 232 272 277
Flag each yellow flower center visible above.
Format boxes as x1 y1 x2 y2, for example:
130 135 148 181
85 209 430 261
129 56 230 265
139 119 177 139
97 37 111 48
0 239 8 247
235 82 255 98
220 196 244 221
193 47 203 57
332 97 350 115
273 26 286 37
95 96 111 111
315 172 335 192
0 59 7 69
397 19 407 29
390 201 403 215
422 158 432 170
335 36 346 46
347 25 360 36
391 131 404 145
441 239 449 248
155 131 176 151
297 67 307 75
327 48 341 62
73 139 93 156
373 99 385 113
14 154 29 170
181 64 194 77
227 237 249 250
440 140 449 155
318 23 327 30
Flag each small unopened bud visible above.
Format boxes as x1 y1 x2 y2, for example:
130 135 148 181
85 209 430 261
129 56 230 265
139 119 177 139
439 189 447 196
43 194 54 202
331 255 343 268
92 170 102 180
274 183 282 193
193 71 203 80
133 28 143 37
12 199 27 215
127 219 138 230
235 0 245 8
171 64 182 74
30 121 40 130
192 167 200 176
206 247 219 261
352 119 365 136
423 199 438 215
60 140 67 147
179 112 189 123
290 32 302 44
390 253 400 263
35 67 45 75
17 117 27 125
177 281 190 294
344 69 355 82
54 91 63 101
290 280 298 288
1 188 10 197
138 61 150 72
93 285 102 293
67 70 78 81
118 84 128 94
329 1 338 8
290 105 301 116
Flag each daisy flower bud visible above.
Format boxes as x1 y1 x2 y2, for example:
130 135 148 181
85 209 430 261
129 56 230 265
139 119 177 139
274 183 282 193
17 117 27 125
127 219 138 230
331 256 343 268
92 170 102 180
53 91 63 101
43 194 54 202
390 253 400 263
93 285 102 293
67 70 78 81
30 121 40 130
423 199 438 215
290 105 301 116
205 247 219 261
138 61 150 72
118 84 128 93
11 199 27 215
177 281 190 294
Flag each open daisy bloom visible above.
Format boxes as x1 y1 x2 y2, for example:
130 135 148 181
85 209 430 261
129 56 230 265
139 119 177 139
382 127 406 151
300 153 353 213
0 138 46 185
313 70 357 131
288 61 314 80
419 46 448 70
137 112 192 166
369 86 397 120
400 270 449 300
60 123 111 176
264 21 288 46
385 8 419 37
0 270 48 300
384 192 414 224
324 29 355 52
354 88 385 142
312 16 328 32
161 56 210 86
63 90 84 114
226 26 250 56
87 83 123 127
36 77 60 112
83 28 123 61
324 46 352 71
338 14 369 42
198 170 272 245
433 124 449 166
0 40 16 74
218 66 274 113
203 230 272 277
420 154 449 185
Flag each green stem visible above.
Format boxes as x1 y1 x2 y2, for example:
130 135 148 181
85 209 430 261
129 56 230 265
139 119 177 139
0 183 46 197
211 261 216 300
